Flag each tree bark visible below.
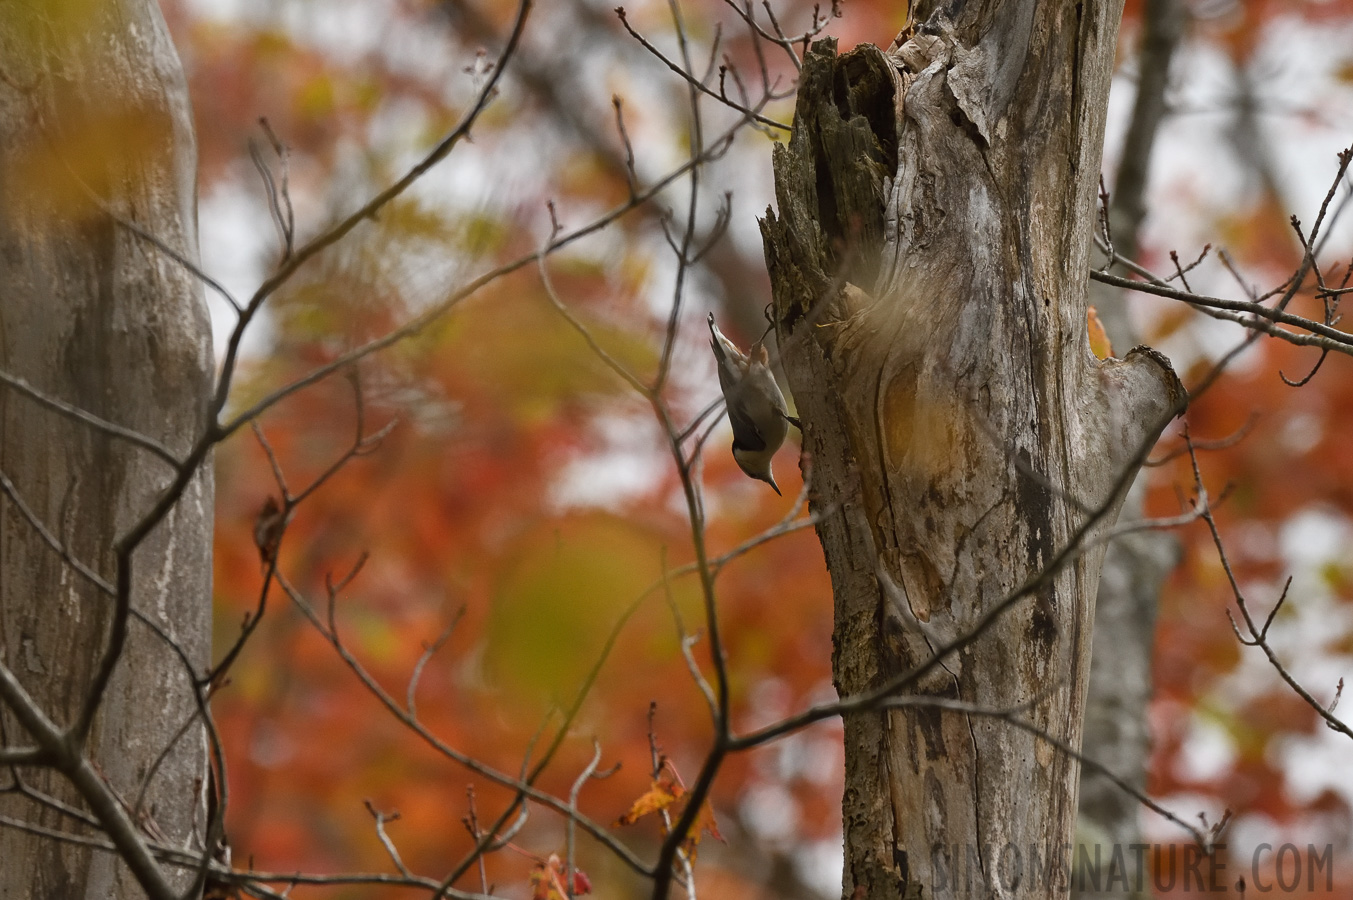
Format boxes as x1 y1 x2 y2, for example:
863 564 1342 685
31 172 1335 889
760 4 1183 897
0 1 212 897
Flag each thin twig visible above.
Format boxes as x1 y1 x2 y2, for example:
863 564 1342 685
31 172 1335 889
407 607 465 718
614 8 790 131
0 370 181 467
1189 437 1353 741
566 742 607 899
879 695 1213 848
272 570 653 877
364 800 413 879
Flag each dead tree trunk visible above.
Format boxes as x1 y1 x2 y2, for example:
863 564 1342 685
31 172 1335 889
0 2 212 897
760 5 1183 898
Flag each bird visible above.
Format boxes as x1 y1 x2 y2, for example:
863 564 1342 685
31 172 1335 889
707 312 801 495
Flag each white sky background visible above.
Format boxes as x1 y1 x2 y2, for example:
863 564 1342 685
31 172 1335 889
184 0 1353 889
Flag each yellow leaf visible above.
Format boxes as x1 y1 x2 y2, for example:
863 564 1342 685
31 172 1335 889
615 776 684 826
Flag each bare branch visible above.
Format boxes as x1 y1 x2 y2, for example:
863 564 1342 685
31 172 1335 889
210 0 535 421
879 695 1214 849
0 466 113 595
364 799 413 879
0 747 45 765
271 570 654 877
615 7 790 131
661 546 719 723
0 662 179 900
1090 269 1353 355
461 786 491 895
0 370 181 467
407 607 465 719
1189 437 1353 741
612 96 640 199
250 119 296 262
537 223 650 396
0 815 500 900
217 111 751 440
566 742 607 899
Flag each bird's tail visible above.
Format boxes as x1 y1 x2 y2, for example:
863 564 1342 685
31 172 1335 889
706 312 725 359
707 312 743 368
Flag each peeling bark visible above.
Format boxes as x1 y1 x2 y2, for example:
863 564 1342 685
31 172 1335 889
761 5 1183 896
0 2 212 897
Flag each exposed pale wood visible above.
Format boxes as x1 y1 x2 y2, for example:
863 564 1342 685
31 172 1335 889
761 5 1182 895
0 2 212 897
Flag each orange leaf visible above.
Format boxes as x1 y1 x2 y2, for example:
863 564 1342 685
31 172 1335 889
1087 306 1114 360
681 799 725 863
698 799 724 843
615 776 685 826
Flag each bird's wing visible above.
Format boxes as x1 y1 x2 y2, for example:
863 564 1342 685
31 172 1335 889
755 347 792 421
715 359 767 450
724 392 767 451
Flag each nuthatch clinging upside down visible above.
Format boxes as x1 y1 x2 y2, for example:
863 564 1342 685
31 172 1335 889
707 312 801 495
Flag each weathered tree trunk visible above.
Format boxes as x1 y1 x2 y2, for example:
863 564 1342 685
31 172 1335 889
761 4 1183 897
0 1 212 897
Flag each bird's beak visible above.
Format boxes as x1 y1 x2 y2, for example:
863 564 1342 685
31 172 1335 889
767 475 781 496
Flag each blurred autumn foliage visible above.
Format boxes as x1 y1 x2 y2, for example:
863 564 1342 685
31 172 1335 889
155 0 1353 896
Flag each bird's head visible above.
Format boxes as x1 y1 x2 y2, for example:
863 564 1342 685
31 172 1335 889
733 447 781 495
